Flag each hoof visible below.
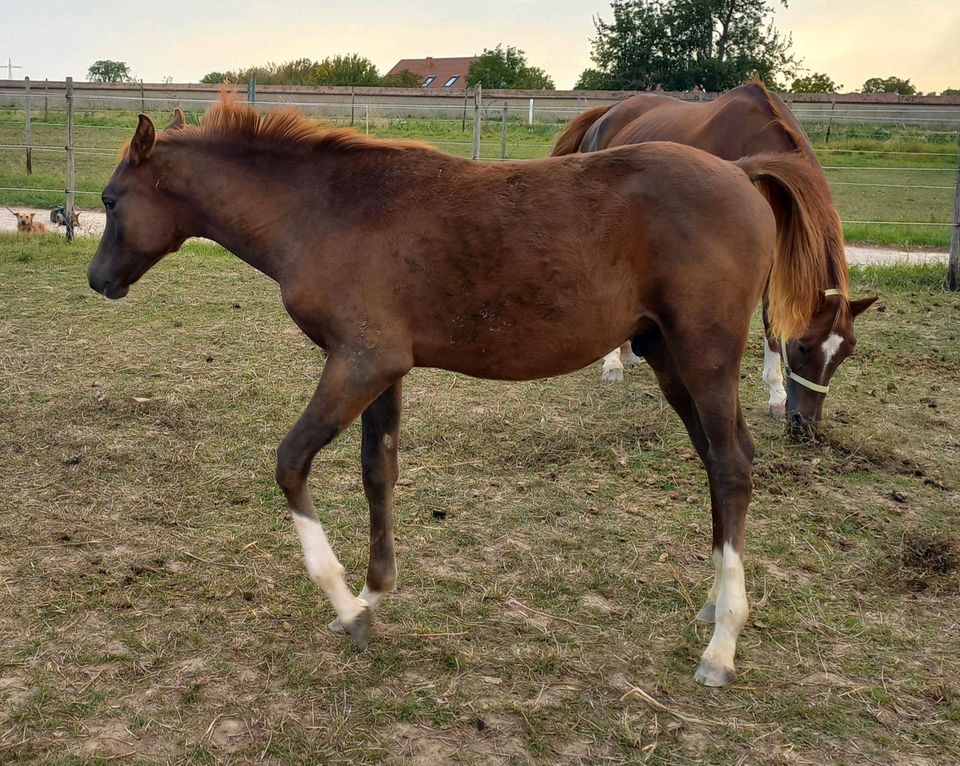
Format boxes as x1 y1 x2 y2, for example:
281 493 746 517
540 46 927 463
327 616 345 634
621 352 642 369
694 659 735 688
695 602 716 623
601 367 624 383
343 606 372 649
768 402 786 421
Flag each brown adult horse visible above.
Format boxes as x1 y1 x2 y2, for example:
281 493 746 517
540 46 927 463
552 82 876 428
88 99 839 686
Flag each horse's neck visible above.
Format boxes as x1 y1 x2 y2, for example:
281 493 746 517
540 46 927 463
161 143 329 282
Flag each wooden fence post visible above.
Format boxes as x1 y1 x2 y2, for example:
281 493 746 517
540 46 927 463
65 77 75 242
825 99 836 144
24 77 32 175
500 104 508 160
471 85 482 160
947 139 960 291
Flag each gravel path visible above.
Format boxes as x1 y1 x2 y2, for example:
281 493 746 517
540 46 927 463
1 206 951 266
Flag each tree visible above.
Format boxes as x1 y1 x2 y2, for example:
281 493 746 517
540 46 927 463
198 55 383 87
381 69 423 88
790 72 841 93
312 54 381 86
577 0 796 92
467 45 555 90
87 60 133 83
575 68 616 90
861 76 917 95
941 87 960 96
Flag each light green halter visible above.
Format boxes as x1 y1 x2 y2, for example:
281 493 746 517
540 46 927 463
781 288 843 395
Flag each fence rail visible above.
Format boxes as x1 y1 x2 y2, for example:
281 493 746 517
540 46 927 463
2 78 959 286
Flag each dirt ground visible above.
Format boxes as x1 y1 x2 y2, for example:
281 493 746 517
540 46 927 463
1 235 958 765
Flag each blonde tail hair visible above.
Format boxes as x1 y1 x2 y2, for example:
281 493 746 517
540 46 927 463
737 152 848 339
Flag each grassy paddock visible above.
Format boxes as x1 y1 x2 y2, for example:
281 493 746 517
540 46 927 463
0 235 958 764
1 107 957 248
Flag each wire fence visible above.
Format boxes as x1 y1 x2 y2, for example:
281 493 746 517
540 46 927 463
1 80 958 261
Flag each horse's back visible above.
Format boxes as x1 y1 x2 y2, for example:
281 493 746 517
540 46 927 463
588 83 803 159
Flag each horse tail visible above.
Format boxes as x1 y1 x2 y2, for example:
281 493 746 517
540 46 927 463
736 151 848 340
550 105 611 156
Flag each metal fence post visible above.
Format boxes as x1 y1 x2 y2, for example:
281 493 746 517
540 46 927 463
471 85 482 160
500 104 508 160
65 77 75 242
528 97 534 125
24 77 32 175
947 138 960 291
364 104 369 135
350 86 355 127
247 74 256 104
140 79 145 112
43 78 49 121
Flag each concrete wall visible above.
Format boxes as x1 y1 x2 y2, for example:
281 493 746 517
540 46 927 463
2 80 960 126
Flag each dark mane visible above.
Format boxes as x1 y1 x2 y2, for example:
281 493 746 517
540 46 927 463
160 95 434 154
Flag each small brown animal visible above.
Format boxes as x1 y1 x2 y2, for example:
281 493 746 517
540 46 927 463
15 211 46 233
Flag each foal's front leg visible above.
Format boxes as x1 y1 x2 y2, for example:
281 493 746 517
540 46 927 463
761 299 787 420
276 353 407 645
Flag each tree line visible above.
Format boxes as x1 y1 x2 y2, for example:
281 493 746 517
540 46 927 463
86 1 957 95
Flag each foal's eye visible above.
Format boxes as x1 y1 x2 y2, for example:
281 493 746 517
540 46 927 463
797 343 808 355
101 196 116 211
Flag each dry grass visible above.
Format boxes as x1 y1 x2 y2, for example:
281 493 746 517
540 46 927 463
1 234 959 764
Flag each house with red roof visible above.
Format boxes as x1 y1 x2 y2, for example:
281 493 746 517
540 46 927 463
386 56 477 90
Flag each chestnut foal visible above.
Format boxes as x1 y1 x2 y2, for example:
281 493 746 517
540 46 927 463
89 100 839 685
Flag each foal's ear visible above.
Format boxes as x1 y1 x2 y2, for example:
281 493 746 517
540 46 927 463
127 114 156 165
850 295 879 318
165 107 186 131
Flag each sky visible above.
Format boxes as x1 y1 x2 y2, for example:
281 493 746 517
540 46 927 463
2 1 958 92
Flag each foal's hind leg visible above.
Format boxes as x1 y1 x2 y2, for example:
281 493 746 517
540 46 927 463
643 338 721 623
329 380 402 633
648 331 755 686
276 353 409 645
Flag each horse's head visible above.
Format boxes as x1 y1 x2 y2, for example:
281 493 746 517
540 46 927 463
783 292 877 436
87 110 189 299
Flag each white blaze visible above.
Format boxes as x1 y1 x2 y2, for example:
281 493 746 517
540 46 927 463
821 333 843 373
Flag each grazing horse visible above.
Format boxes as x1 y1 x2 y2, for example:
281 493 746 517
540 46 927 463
552 82 876 428
89 99 838 686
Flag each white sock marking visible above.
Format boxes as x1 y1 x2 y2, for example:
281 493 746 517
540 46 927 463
619 340 641 368
293 514 367 623
763 343 786 411
821 333 843 374
601 348 624 381
700 543 749 671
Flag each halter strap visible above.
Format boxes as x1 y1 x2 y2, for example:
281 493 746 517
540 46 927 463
780 288 843 395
